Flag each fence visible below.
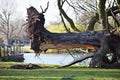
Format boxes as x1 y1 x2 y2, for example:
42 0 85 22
0 44 24 57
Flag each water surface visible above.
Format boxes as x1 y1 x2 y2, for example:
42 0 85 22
24 53 90 66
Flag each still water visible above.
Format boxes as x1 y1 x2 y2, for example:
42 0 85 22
23 53 91 66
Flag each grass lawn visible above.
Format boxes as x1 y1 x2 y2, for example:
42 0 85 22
0 62 120 80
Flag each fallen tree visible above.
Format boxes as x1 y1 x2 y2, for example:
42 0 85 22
25 2 120 68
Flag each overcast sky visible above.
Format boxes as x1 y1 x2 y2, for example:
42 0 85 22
15 0 60 26
0 0 74 26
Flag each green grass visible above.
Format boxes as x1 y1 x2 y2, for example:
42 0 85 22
0 62 120 80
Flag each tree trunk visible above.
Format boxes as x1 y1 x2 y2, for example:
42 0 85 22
57 34 120 68
98 0 107 29
26 6 120 68
87 13 99 31
40 30 107 51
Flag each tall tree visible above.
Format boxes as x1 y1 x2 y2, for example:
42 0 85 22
0 0 25 44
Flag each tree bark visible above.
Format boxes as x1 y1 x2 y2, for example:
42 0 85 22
87 13 99 31
40 30 107 51
57 34 120 68
26 6 120 68
98 0 107 29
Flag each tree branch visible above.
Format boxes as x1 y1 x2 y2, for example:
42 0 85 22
57 53 95 68
58 0 80 32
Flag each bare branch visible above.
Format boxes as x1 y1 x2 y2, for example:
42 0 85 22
110 8 120 26
0 14 7 24
58 0 80 32
61 0 66 6
40 6 43 13
40 1 49 13
57 53 95 68
60 12 71 33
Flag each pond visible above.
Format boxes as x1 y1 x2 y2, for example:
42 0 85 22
23 53 91 66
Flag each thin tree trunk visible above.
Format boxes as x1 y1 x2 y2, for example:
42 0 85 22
98 0 107 29
87 13 99 31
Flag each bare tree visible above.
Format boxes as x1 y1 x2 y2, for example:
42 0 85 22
0 0 25 44
57 0 98 31
58 0 120 31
